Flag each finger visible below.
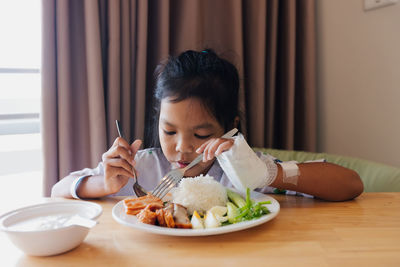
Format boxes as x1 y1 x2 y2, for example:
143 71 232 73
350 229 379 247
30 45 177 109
215 139 234 156
106 168 134 180
103 168 133 194
112 137 132 151
104 158 135 176
130 139 142 157
106 137 134 160
205 139 224 161
197 139 215 162
205 138 234 160
196 141 210 154
196 138 216 157
104 164 134 181
105 145 135 164
201 139 219 161
103 138 124 161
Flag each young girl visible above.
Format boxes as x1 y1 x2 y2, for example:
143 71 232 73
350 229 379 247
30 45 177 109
51 49 363 201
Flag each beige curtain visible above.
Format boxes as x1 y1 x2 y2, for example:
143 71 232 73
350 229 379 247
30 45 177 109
41 0 316 196
42 0 148 195
244 0 317 150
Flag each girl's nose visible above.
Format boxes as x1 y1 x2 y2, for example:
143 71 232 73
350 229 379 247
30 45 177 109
176 137 194 153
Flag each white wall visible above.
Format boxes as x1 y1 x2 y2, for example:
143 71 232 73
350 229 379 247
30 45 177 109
316 0 400 167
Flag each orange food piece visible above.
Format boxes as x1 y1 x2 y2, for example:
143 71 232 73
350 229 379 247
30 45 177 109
123 194 163 215
156 209 166 227
137 205 158 225
123 194 192 229
163 204 176 228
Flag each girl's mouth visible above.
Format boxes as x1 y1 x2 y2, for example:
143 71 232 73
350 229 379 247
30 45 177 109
177 161 189 168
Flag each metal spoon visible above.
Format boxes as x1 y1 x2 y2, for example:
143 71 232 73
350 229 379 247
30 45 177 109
115 120 148 197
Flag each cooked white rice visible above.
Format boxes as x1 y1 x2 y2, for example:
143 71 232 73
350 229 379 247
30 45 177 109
171 174 227 215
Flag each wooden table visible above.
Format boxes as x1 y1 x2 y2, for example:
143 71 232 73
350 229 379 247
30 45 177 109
1 193 400 266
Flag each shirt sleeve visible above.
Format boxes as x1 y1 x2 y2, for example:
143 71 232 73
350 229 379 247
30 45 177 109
68 148 170 197
69 162 105 176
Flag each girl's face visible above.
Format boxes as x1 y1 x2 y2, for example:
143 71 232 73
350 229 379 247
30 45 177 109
159 97 225 177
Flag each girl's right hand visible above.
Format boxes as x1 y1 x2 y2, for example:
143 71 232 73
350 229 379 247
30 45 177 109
101 137 142 195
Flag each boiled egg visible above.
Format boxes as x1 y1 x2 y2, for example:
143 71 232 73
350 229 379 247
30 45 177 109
191 210 204 229
208 206 228 223
204 210 220 228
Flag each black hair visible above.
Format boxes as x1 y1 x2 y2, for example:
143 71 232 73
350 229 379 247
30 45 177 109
150 49 240 147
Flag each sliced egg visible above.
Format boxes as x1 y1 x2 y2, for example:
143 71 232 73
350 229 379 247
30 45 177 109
208 206 227 216
208 206 228 223
204 211 220 228
191 210 204 229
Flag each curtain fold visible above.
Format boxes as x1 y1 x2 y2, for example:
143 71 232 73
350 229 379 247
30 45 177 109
41 0 148 196
41 0 316 196
243 0 316 151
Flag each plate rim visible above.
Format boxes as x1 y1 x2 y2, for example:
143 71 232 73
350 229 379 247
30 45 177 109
112 191 280 236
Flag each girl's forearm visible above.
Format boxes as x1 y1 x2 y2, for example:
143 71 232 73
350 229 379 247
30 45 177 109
270 162 364 201
51 175 108 199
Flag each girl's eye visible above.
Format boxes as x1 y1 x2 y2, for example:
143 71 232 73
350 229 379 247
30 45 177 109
163 130 176 136
195 134 212 139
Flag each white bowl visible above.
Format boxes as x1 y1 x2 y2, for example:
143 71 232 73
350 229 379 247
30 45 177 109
0 200 102 256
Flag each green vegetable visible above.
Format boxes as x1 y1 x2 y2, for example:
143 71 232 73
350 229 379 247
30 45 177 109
227 189 246 208
226 201 239 224
226 188 271 224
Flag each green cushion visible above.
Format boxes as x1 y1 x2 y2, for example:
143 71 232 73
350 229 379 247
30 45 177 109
253 148 400 192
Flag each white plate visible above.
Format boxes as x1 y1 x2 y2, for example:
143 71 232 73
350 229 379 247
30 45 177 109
112 191 280 236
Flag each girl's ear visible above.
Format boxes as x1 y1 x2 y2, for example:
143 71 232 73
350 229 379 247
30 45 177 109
233 116 240 128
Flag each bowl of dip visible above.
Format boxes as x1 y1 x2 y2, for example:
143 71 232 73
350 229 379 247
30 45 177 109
0 200 102 256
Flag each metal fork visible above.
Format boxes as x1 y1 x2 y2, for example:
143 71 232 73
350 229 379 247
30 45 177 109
151 128 238 199
115 120 148 197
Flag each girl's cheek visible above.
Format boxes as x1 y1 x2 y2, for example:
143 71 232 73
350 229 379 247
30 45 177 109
159 133 169 146
161 136 176 157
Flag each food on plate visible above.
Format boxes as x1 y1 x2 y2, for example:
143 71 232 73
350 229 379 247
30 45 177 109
226 202 239 224
189 189 272 228
190 211 204 229
155 205 175 228
192 205 228 228
123 195 191 228
171 174 227 215
226 188 271 223
208 206 228 225
208 206 228 222
136 204 160 225
204 210 220 228
123 195 163 215
170 203 192 228
155 203 192 228
191 206 230 229
123 176 272 230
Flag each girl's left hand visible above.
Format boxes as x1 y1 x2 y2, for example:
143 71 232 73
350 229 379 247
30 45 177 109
196 137 235 162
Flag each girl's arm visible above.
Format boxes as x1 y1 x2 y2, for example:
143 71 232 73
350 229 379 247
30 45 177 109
271 162 364 201
197 134 364 201
51 174 108 199
51 138 142 199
